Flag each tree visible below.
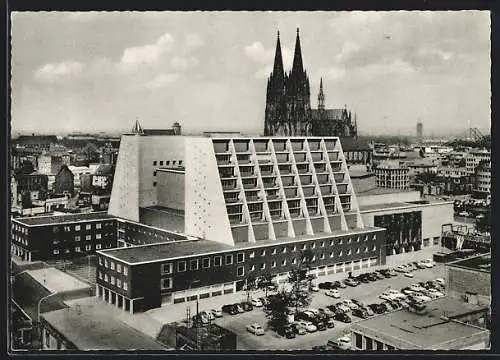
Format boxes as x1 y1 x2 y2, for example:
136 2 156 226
263 291 293 331
256 274 275 298
243 276 258 303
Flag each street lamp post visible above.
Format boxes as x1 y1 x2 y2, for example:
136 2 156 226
37 292 59 350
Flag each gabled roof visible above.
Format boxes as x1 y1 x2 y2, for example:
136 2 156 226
311 108 346 121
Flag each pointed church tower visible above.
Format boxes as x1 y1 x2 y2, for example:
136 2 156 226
131 118 144 135
318 77 325 111
264 31 288 136
286 28 312 136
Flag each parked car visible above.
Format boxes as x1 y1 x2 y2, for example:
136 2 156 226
326 304 339 313
435 278 446 287
404 271 414 278
368 273 379 281
413 294 432 302
335 302 352 313
296 320 317 332
378 269 392 278
324 289 340 298
290 322 307 335
318 308 334 317
395 265 407 273
421 289 440 299
327 335 351 350
200 310 215 321
246 323 265 336
356 274 371 284
359 305 374 316
211 308 223 318
235 304 245 313
352 308 369 319
387 269 398 277
325 317 336 328
310 284 320 292
397 299 410 309
387 299 402 310
409 284 427 293
192 314 209 326
368 303 387 314
319 281 337 289
344 278 359 287
416 261 428 269
374 272 385 280
221 304 238 315
251 298 263 307
380 292 400 301
427 288 445 298
333 312 352 323
314 320 327 331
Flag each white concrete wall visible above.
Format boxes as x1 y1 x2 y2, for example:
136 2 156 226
184 137 234 245
357 191 421 207
138 136 185 208
156 170 185 210
108 135 141 221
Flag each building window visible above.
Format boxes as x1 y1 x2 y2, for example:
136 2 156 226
311 243 316 249
356 236 360 243
329 251 334 258
200 257 210 269
365 337 373 350
320 241 325 248
123 267 128 276
260 250 266 256
123 282 128 290
355 333 363 349
117 279 122 288
166 161 170 166
85 235 91 241
99 257 103 266
281 247 287 254
110 261 115 270
364 246 368 253
338 250 343 257
225 254 233 265
330 240 334 246
53 249 59 255
250 265 255 271
372 245 377 251
153 161 157 166
75 246 81 252
249 251 255 259
214 256 222 267
356 248 360 254
104 274 109 282
160 161 164 166
292 258 297 265
117 264 122 273
272 248 277 255
153 181 157 187
320 253 325 260
96 223 102 229
339 239 344 245
178 261 186 272
173 161 177 165
161 263 173 274
271 261 276 268
179 160 183 166
237 266 244 277
190 259 199 270
98 271 103 280
96 244 101 250
75 225 81 231
281 259 287 267
85 244 92 251
302 244 307 250
260 263 266 270
86 224 91 230
110 276 115 285
292 245 297 252
347 249 352 255
75 236 80 242
311 255 316 262
237 253 245 263
64 226 70 232
96 233 101 239
161 278 172 289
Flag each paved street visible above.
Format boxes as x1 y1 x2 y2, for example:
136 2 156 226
213 264 446 350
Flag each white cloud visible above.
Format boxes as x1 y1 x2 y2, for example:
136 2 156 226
171 56 199 71
244 41 273 64
34 61 84 82
143 73 180 90
185 33 204 49
120 33 175 67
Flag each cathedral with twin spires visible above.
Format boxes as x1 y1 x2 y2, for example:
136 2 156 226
264 28 358 138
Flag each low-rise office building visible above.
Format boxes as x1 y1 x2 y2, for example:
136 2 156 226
11 212 117 262
350 297 490 350
375 161 409 190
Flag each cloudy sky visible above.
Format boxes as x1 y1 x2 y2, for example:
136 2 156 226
11 11 490 136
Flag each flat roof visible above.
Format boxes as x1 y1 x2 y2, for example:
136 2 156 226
13 212 114 226
139 206 185 234
42 305 168 350
356 188 417 196
352 297 489 349
359 199 453 212
448 253 491 273
99 226 384 265
27 268 91 293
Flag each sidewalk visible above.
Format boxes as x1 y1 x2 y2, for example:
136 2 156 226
145 246 448 325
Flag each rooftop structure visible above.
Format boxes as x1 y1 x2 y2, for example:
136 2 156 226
351 297 490 350
13 211 113 226
40 305 168 350
448 252 490 273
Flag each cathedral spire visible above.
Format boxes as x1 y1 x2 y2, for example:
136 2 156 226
272 30 284 79
292 27 304 74
318 77 325 111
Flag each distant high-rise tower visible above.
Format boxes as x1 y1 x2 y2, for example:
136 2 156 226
264 29 312 136
416 121 423 142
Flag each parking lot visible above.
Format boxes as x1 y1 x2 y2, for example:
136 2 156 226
213 264 446 350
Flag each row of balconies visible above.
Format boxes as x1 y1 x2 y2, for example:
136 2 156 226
214 139 338 155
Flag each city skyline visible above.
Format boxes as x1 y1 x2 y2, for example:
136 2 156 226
11 11 490 136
